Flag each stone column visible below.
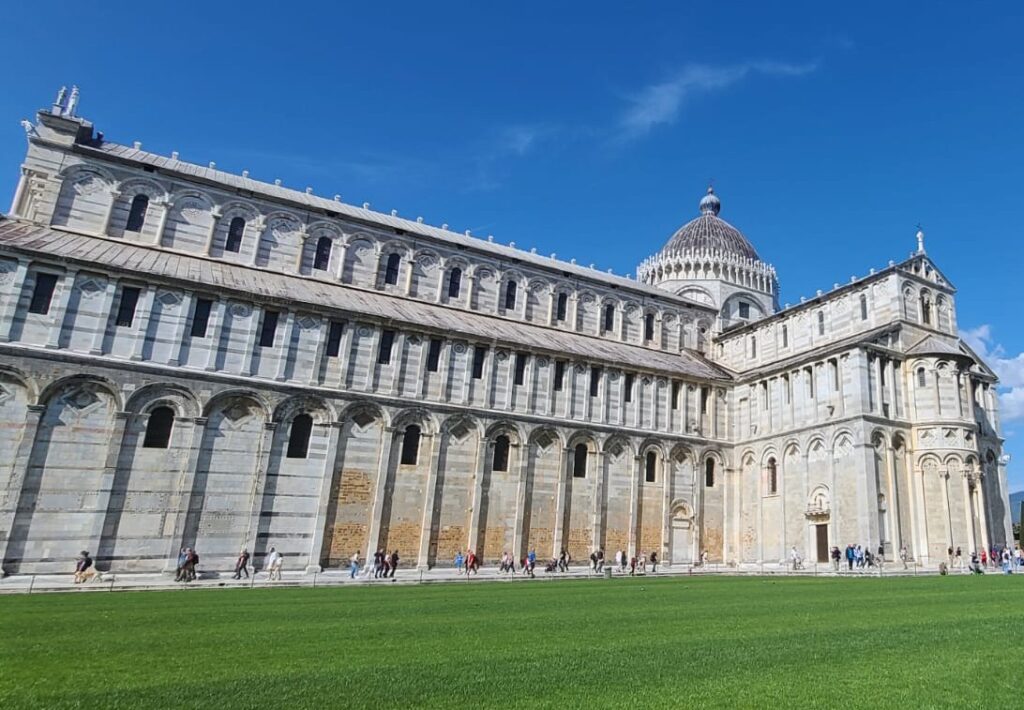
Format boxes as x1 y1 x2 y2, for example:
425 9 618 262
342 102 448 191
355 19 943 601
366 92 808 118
438 340 453 403
333 242 348 281
162 417 208 572
294 226 310 273
403 253 415 295
203 301 227 372
962 473 976 554
390 332 407 396
363 329 381 391
91 411 131 569
203 209 223 256
940 470 954 551
249 220 270 267
154 200 172 246
335 324 356 389
8 169 28 217
245 422 279 570
416 431 447 569
241 305 262 377
307 318 329 387
101 189 121 236
365 428 397 557
0 404 46 572
465 435 489 560
512 441 530 559
466 271 477 308
273 310 295 381
976 474 991 553
551 446 570 558
88 278 118 355
129 285 158 361
591 449 606 553
627 454 642 557
169 292 195 367
910 464 929 562
44 267 79 349
0 258 28 342
305 420 343 573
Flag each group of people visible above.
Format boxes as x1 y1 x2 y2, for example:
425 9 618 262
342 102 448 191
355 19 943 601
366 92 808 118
73 550 95 584
174 547 200 582
952 545 1023 575
587 548 665 576
348 549 399 579
828 544 888 572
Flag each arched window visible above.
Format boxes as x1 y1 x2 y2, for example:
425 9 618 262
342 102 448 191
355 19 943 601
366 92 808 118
767 457 778 494
286 414 313 459
556 292 568 321
142 406 174 448
225 217 245 253
817 311 825 336
492 434 510 472
917 367 927 387
400 424 421 465
448 267 462 298
644 313 655 341
504 280 518 310
313 236 332 271
920 293 932 325
384 253 401 285
125 194 149 232
645 451 657 483
603 304 615 332
859 294 868 321
705 459 715 487
573 443 588 478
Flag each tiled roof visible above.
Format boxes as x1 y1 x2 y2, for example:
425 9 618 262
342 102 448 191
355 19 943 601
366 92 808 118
0 219 732 382
905 334 970 358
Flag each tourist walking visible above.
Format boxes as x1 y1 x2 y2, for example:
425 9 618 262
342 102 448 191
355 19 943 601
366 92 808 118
455 551 464 574
899 545 908 569
596 549 605 573
73 550 94 584
349 551 360 579
174 547 188 582
265 547 282 581
233 549 250 579
953 547 963 570
830 546 841 571
183 547 199 582
389 550 399 578
373 549 384 578
650 551 658 573
845 545 854 571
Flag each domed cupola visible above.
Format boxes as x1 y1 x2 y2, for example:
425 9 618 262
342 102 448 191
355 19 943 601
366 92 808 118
637 186 779 328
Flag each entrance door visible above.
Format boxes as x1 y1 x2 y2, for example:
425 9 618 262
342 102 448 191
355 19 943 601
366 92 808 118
815 524 829 563
671 521 693 564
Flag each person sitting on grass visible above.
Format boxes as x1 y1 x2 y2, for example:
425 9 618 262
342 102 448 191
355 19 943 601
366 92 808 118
73 551 94 584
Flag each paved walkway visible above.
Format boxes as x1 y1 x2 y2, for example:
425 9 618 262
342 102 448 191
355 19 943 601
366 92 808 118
0 561 952 595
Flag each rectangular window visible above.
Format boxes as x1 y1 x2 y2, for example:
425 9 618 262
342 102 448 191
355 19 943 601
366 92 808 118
624 373 634 403
427 338 442 372
644 313 655 341
190 298 213 338
739 302 750 319
750 336 757 358
554 360 566 391
830 359 840 390
700 386 710 414
258 310 280 347
590 366 602 397
27 273 58 315
782 324 788 348
472 346 486 379
504 281 517 310
805 366 815 398
115 286 141 327
514 352 527 386
377 328 395 364
784 374 792 404
325 321 344 357
671 380 681 410
762 381 769 410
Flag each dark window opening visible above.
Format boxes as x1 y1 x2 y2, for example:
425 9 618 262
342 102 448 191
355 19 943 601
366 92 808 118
325 321 344 357
590 366 602 397
860 294 868 321
427 338 442 372
400 424 421 465
917 367 927 387
603 304 615 332
377 329 395 364
28 273 58 315
750 336 757 358
514 353 527 386
817 311 825 336
573 443 588 478
782 324 788 348
921 295 932 325
384 253 401 285
448 268 462 298
313 236 332 271
190 298 213 338
286 414 313 459
504 280 518 310
700 386 709 414
624 373 634 403
739 302 750 319
125 194 149 232
645 451 657 483
225 216 245 253
258 310 280 347
767 457 778 494
142 406 174 449
644 313 655 341
556 292 568 321
705 459 715 487
554 360 566 391
472 346 486 379
115 286 141 327
492 434 510 472
671 380 681 410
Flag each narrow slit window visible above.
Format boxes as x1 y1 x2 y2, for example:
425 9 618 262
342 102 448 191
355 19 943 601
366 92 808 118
504 280 518 310
739 302 750 319
671 380 681 410
556 293 568 321
325 321 344 357
190 298 213 338
492 435 510 472
644 313 655 341
225 217 245 253
286 414 313 459
573 443 588 478
115 286 141 327
645 451 657 483
142 406 174 449
472 346 486 379
624 373 635 403
590 366 602 397
705 459 715 487
313 237 332 271
860 294 868 321
554 360 566 391
125 194 148 232
750 335 757 358
448 268 462 298
377 329 395 364
384 253 401 285
427 338 443 372
400 424 421 465
603 304 615 332
258 310 280 347
782 324 788 348
917 367 927 387
817 311 825 336
767 457 778 494
28 273 58 315
514 353 527 386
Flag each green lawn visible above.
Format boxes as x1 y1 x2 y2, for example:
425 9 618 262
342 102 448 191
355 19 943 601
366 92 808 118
2 575 1022 708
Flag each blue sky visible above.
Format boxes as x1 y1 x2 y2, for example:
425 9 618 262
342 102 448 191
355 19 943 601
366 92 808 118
2 3 1023 487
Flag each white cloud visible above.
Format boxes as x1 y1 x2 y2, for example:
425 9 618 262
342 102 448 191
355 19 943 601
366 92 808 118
618 60 818 139
961 324 1024 421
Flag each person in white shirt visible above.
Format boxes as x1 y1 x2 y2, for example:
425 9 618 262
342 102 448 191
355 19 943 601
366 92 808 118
265 547 283 581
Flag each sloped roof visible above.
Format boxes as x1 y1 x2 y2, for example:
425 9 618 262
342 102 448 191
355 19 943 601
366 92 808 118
0 219 732 382
905 334 971 359
658 188 760 261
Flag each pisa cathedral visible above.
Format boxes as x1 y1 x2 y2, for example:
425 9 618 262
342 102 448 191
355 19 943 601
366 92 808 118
0 90 1011 576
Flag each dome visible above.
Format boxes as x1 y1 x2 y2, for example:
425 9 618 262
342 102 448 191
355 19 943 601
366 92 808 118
660 187 760 260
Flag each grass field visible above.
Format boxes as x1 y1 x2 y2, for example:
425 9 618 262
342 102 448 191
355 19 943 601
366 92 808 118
2 575 1022 708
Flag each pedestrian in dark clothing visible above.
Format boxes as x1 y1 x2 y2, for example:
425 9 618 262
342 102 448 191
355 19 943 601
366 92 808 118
233 549 250 579
650 551 658 573
389 550 399 578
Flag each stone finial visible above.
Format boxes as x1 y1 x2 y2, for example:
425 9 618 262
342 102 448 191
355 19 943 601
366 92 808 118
850 275 856 282
784 302 790 308
833 283 840 290
916 225 925 253
363 202 370 209
416 216 423 222
816 289 823 297
274 179 282 186
441 223 449 230
531 248 538 254
242 170 250 178
550 253 557 259
20 119 37 138
65 86 80 117
889 260 895 267
52 86 68 115
869 268 876 275
334 195 342 201
800 296 807 303
607 268 614 274
391 209 398 216
487 236 494 242
570 258 576 264
509 241 516 248
305 187 313 194
209 162 217 169
171 151 179 160
465 229 471 236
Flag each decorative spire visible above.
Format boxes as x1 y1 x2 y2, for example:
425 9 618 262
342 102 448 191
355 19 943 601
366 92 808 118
916 224 925 254
699 185 721 216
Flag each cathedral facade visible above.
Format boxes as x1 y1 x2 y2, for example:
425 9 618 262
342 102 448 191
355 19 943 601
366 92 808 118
0 92 1011 575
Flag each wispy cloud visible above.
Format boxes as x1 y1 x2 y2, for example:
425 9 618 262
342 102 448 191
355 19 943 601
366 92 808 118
464 123 558 192
962 325 1024 422
617 60 818 140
